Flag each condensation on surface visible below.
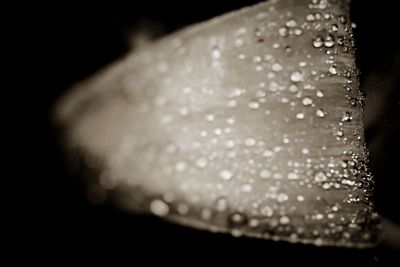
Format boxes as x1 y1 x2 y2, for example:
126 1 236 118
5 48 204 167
54 0 380 248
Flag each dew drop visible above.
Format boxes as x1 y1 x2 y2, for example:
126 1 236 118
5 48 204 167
279 216 290 224
316 109 326 118
263 149 274 157
324 34 335 47
341 111 352 122
277 193 289 203
260 205 274 217
175 161 187 172
272 62 283 72
285 19 297 28
245 138 256 147
329 65 338 75
314 172 327 182
205 114 215 122
296 112 305 120
219 169 233 180
278 27 288 37
289 84 299 93
212 46 221 60
260 169 272 179
312 36 324 48
290 71 304 83
195 157 208 168
229 212 247 225
248 101 260 109
241 183 253 193
288 172 299 180
297 195 305 202
336 129 344 137
306 13 316 21
150 199 170 217
225 139 236 149
316 90 324 97
215 197 228 212
302 97 313 106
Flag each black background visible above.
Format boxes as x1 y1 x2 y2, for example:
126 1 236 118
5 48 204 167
17 0 400 265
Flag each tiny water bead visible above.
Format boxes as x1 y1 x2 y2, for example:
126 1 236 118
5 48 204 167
316 109 326 118
195 157 208 168
324 34 335 48
248 101 260 109
150 199 170 217
215 197 228 212
290 71 304 83
211 46 221 60
329 65 338 75
341 111 352 122
260 205 274 217
219 169 233 180
279 215 290 225
260 169 272 179
285 19 297 28
302 97 313 106
296 112 305 119
312 36 324 48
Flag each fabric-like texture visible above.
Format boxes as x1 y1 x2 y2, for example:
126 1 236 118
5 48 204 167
55 0 380 248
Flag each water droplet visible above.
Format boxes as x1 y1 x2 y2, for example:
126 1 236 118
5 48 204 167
302 97 313 106
306 13 316 22
314 172 327 182
245 138 256 146
289 84 299 93
215 197 228 212
248 101 260 109
229 212 247 225
272 62 283 72
175 161 187 172
279 216 290 224
205 114 215 122
316 109 326 117
278 27 288 37
316 90 324 97
241 183 253 193
225 139 236 149
285 19 297 28
277 193 289 203
312 36 324 48
150 199 169 217
324 34 335 47
331 24 339 32
290 71 304 83
219 169 233 180
302 148 310 154
195 157 208 168
288 172 299 180
341 111 352 122
228 99 238 108
212 46 221 60
263 149 274 157
249 218 260 228
260 205 274 217
259 169 272 179
201 208 212 220
296 112 305 120
177 203 189 215
293 28 303 36
329 65 338 75
297 195 305 202
336 129 344 137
